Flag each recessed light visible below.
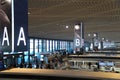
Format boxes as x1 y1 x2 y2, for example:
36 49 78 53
28 12 31 15
75 25 80 30
93 33 97 37
66 26 69 29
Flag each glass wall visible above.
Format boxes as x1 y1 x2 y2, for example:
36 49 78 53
25 38 73 64
30 39 34 55
29 38 73 54
35 39 39 55
1 37 73 68
39 40 42 52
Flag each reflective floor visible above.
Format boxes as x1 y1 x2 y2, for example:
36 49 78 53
0 68 120 80
0 79 31 80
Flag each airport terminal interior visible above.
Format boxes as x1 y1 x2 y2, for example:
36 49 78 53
0 0 120 80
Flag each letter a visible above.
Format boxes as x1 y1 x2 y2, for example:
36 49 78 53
17 27 26 46
2 27 10 46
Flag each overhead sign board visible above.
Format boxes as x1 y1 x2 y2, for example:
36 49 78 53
0 0 28 52
74 22 84 53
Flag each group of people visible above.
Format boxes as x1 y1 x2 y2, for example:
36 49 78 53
19 62 32 68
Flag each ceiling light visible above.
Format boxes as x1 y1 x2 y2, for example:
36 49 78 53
88 34 91 36
66 26 69 29
93 33 97 37
28 12 31 15
75 25 80 30
106 39 109 42
102 38 105 41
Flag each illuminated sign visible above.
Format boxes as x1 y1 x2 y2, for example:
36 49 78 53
17 27 26 46
74 22 84 52
74 22 84 47
75 38 80 46
0 0 28 52
2 27 10 46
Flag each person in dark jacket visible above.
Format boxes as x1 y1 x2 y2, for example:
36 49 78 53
28 63 32 68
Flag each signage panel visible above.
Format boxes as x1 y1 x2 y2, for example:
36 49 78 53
13 0 28 52
0 0 12 52
74 22 84 52
0 0 28 52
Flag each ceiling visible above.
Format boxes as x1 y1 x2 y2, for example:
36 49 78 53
28 0 120 42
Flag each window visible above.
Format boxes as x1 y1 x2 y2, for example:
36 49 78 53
35 39 38 54
60 41 62 49
30 39 33 49
50 40 52 52
55 40 58 50
39 39 42 52
53 40 55 51
29 38 73 58
30 39 34 55
43 40 47 52
47 40 49 52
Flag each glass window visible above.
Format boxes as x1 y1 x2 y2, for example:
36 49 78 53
63 41 65 49
65 41 67 50
57 41 60 50
24 51 28 55
47 40 49 52
50 40 52 52
39 39 42 52
70 42 73 49
67 42 70 51
29 39 34 55
24 56 28 63
53 40 55 51
43 40 47 52
35 39 38 53
30 48 34 55
60 41 62 49
29 38 73 55
30 39 33 49
55 40 58 50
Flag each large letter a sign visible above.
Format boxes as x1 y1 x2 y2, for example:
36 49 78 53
0 0 28 52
